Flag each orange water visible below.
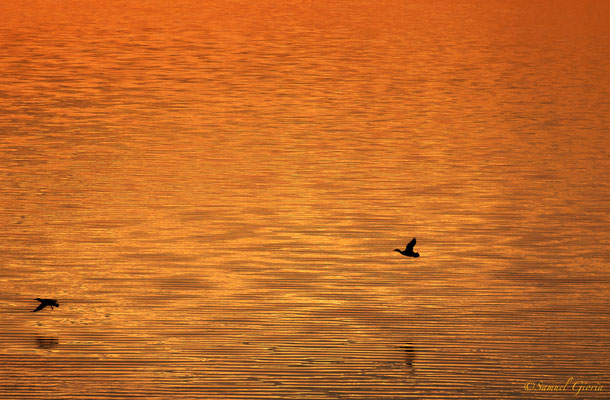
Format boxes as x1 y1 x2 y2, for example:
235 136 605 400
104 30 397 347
1 1 608 398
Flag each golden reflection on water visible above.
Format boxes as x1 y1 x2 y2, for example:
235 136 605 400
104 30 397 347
0 0 609 398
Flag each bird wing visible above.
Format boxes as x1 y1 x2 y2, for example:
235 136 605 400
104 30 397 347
32 303 46 312
405 238 416 252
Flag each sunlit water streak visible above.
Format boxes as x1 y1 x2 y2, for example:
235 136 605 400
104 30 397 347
0 0 609 398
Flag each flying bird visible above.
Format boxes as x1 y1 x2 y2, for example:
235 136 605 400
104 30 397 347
32 298 59 312
394 238 419 257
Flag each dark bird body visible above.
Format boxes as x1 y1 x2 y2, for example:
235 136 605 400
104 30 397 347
395 238 419 257
32 298 59 312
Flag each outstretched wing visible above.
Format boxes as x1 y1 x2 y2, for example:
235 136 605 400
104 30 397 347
32 303 46 312
405 238 416 252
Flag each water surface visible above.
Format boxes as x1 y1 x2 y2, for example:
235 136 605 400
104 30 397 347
1 0 609 398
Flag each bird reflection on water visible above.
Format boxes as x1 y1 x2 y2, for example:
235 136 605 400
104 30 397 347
397 343 416 371
35 336 59 349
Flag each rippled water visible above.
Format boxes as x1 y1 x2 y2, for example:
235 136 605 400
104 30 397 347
1 0 609 398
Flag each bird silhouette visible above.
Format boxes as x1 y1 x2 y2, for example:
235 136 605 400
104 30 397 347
394 238 419 257
32 298 59 312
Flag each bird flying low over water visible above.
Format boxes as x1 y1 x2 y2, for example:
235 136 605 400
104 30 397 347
32 298 59 312
395 238 419 257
